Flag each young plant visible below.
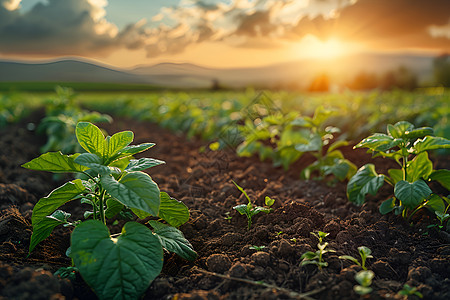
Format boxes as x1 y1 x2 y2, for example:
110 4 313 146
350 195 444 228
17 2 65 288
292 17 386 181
300 231 336 270
347 121 450 223
249 245 266 251
292 106 357 182
354 270 374 296
23 122 197 300
339 246 373 270
397 284 423 299
232 180 274 229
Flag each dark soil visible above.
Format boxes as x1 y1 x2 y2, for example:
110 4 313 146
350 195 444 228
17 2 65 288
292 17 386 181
0 113 449 300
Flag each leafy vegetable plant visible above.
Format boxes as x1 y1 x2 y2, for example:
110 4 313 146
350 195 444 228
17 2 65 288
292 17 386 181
38 87 112 154
23 122 196 300
292 106 357 181
347 121 450 222
300 231 335 270
339 246 373 270
354 270 374 296
232 180 274 229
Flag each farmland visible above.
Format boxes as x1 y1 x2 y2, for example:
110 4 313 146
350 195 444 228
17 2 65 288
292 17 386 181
0 87 449 299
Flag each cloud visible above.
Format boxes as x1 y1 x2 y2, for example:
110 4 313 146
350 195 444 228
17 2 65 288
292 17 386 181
289 0 450 51
0 0 148 56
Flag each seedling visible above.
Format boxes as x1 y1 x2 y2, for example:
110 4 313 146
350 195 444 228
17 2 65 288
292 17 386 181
353 270 374 296
249 245 266 251
232 181 274 229
347 121 450 223
339 246 373 270
300 231 335 270
224 211 232 222
23 122 197 300
397 284 423 299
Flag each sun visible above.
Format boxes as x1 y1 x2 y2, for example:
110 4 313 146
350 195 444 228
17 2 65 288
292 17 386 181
292 35 353 60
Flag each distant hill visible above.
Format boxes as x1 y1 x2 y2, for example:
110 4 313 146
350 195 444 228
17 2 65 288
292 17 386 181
0 53 436 90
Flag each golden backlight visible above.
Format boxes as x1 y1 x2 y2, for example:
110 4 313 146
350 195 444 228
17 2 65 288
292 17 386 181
292 35 357 60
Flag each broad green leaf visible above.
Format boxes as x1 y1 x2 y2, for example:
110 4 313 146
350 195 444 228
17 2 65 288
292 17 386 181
125 158 165 172
394 180 432 209
101 171 160 216
428 169 450 190
74 153 110 175
105 198 124 219
312 106 335 126
388 169 403 184
32 179 86 226
265 196 275 206
295 134 322 152
387 121 413 138
347 164 385 205
322 158 356 181
379 197 396 215
116 143 155 157
106 131 133 159
22 152 88 173
404 127 434 140
354 133 402 153
71 220 163 300
414 136 450 153
29 210 70 253
148 220 197 261
76 122 106 158
426 194 445 213
407 152 433 182
158 192 189 227
233 204 248 215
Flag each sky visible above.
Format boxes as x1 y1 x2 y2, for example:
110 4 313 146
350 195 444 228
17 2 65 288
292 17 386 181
0 0 449 68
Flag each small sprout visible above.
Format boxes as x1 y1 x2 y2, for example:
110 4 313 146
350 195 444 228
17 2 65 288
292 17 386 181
339 246 373 270
224 212 232 222
249 245 266 251
276 231 283 236
397 284 423 299
290 238 297 243
54 266 78 281
232 180 274 229
354 270 374 296
300 231 335 270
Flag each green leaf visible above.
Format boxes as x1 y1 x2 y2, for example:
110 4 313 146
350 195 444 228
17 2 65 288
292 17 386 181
426 194 445 213
347 164 385 205
115 143 155 158
322 158 356 181
105 198 124 219
407 152 433 182
355 133 402 153
388 169 403 184
414 136 450 153
32 179 86 226
148 220 197 261
71 220 163 300
233 204 249 215
232 180 251 203
29 210 70 253
327 140 349 153
106 130 133 159
338 255 359 265
387 121 413 138
428 169 450 190
74 153 111 175
394 180 432 209
265 196 275 206
379 197 396 215
22 152 88 173
158 192 189 227
125 158 165 172
354 286 372 295
101 171 160 216
76 122 106 158
295 134 322 152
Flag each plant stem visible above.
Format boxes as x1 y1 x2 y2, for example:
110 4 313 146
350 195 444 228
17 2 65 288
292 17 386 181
99 189 106 224
407 203 426 223
402 155 408 181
